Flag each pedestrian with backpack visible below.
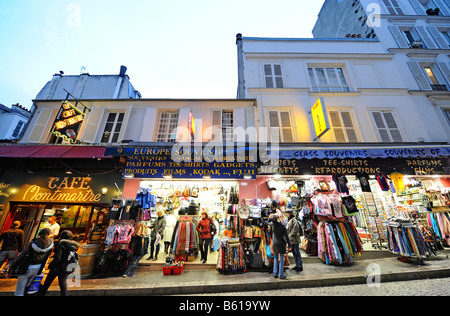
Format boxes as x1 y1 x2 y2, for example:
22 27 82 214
6 228 53 296
39 230 79 296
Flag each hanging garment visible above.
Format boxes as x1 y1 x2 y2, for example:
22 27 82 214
390 172 405 191
332 173 349 194
356 172 372 192
376 172 390 191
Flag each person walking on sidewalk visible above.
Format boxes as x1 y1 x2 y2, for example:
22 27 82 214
146 210 166 261
286 210 303 272
269 214 291 279
7 228 53 296
197 211 212 263
39 230 79 296
0 221 24 274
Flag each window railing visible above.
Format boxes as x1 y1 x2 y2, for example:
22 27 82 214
430 84 448 91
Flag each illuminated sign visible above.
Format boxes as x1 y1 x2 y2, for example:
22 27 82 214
50 101 85 143
311 97 330 139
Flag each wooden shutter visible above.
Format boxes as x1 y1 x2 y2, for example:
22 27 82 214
82 106 105 143
408 0 427 15
437 62 450 85
416 26 437 49
264 64 274 88
371 111 403 142
329 111 358 143
389 25 409 48
27 108 54 143
273 64 284 88
279 111 293 142
268 111 280 142
408 61 431 90
211 110 222 141
382 111 403 142
427 26 449 48
434 0 450 15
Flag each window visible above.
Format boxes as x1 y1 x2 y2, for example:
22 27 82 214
382 0 404 15
371 111 403 142
328 110 358 142
264 64 284 88
308 67 350 92
268 110 294 142
212 110 234 142
441 30 450 46
154 110 179 142
402 28 424 47
101 112 124 143
11 120 25 138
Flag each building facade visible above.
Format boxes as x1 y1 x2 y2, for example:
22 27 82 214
0 103 33 142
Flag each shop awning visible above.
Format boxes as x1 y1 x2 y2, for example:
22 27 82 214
0 145 108 159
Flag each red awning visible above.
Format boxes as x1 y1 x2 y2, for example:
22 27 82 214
0 145 108 159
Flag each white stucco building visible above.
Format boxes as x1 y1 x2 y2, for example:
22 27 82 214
235 0 450 145
0 103 33 141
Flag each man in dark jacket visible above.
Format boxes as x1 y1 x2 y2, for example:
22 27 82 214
0 221 24 273
39 230 79 296
269 214 291 279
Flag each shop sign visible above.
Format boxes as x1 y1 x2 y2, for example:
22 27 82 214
0 171 124 205
311 98 330 139
50 101 85 143
111 146 257 179
277 147 450 160
259 156 449 176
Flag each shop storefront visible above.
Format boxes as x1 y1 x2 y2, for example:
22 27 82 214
0 169 124 245
97 144 450 276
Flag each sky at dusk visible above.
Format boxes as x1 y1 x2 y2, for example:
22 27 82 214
0 0 325 109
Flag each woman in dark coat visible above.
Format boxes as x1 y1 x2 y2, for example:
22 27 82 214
269 214 292 279
39 230 79 296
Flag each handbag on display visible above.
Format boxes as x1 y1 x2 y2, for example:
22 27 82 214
239 200 250 219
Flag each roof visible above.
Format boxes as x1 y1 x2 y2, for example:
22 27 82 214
0 145 108 159
35 73 140 101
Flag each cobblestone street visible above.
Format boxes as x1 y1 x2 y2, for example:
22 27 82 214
197 277 450 296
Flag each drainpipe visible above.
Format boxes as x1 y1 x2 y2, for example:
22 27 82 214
236 33 245 99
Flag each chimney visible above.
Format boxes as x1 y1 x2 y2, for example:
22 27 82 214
113 65 127 99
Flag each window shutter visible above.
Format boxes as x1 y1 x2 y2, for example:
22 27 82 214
408 0 427 15
427 26 449 48
329 111 347 142
433 0 450 15
388 25 409 48
382 112 403 142
211 110 222 141
407 62 431 90
437 62 450 85
28 108 54 143
82 106 105 143
279 111 293 142
415 26 437 49
383 0 397 14
264 64 274 88
372 111 392 142
341 112 358 142
273 64 284 88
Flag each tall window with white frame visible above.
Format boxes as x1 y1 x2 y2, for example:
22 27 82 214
101 112 124 143
308 67 350 92
154 110 179 142
328 110 358 143
268 110 294 143
212 109 234 142
443 108 450 127
264 64 284 88
370 110 404 142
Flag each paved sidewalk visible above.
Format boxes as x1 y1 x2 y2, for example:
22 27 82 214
1 250 449 296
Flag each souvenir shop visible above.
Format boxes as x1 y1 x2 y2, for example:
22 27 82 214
258 146 450 265
99 145 450 277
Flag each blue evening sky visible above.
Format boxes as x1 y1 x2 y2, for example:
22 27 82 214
0 1 324 109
